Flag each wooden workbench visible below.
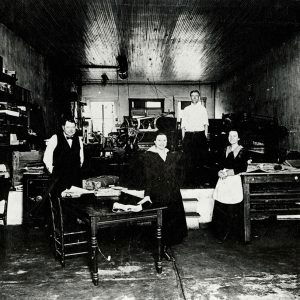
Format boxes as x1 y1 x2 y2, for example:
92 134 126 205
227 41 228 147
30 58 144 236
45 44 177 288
242 165 300 242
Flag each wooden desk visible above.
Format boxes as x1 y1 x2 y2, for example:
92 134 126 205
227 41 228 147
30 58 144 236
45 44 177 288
62 194 167 286
242 170 300 242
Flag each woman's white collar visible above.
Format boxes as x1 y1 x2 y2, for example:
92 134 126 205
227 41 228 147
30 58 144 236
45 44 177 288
147 145 169 154
226 145 243 157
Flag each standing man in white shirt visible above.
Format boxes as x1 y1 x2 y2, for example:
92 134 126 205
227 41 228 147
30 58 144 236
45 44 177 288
43 116 84 195
181 90 209 186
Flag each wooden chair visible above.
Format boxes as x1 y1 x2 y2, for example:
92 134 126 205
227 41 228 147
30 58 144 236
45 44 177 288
0 178 10 225
48 193 89 267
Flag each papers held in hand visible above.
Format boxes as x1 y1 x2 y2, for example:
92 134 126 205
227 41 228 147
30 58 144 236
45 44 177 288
61 186 94 198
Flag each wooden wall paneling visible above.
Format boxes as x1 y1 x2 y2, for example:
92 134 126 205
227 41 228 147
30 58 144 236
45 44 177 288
216 34 300 151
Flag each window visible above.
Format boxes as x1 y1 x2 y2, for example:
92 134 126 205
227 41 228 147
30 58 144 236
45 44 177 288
129 98 164 117
83 101 115 136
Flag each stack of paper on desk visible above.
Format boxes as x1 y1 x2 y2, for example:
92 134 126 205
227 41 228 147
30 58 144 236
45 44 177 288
94 188 122 197
61 186 94 198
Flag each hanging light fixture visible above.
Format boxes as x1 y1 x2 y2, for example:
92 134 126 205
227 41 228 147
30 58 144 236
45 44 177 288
101 73 109 85
116 53 128 80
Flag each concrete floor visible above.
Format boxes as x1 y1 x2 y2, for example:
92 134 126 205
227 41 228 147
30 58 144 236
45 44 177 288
0 220 299 300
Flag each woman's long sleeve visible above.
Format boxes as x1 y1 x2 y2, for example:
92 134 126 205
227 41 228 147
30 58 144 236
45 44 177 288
220 147 248 175
232 149 248 174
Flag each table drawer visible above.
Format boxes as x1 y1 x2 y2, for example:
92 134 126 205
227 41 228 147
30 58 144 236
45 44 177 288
244 174 300 184
250 199 300 211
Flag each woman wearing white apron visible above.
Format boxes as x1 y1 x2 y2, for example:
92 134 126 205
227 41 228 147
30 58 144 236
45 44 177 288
212 130 248 242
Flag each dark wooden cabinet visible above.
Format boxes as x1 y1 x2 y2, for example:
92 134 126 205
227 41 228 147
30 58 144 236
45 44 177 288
23 173 50 227
242 171 300 242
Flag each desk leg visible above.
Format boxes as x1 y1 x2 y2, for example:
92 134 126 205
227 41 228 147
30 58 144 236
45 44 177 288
90 217 99 286
243 182 251 243
156 209 163 273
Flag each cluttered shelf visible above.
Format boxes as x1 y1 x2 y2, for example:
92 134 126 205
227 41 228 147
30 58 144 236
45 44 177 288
0 65 17 102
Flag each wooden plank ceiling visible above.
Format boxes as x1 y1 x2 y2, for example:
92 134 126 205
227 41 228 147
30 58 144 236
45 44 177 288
0 0 299 84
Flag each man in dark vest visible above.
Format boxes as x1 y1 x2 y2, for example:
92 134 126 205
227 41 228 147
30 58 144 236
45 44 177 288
43 116 84 195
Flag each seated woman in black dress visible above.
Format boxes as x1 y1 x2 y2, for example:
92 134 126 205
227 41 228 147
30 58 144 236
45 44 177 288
212 129 248 242
138 132 187 260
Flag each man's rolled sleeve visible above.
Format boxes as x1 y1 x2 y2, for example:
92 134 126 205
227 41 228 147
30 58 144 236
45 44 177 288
79 137 84 167
43 135 57 173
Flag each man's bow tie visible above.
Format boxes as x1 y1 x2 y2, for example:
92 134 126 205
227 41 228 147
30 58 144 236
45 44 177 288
66 136 73 140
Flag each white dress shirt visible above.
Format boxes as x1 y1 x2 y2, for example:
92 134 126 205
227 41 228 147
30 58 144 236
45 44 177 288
181 102 208 132
43 134 84 173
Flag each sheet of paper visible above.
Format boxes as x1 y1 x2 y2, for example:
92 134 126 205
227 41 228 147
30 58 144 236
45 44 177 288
61 186 94 197
122 190 144 199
